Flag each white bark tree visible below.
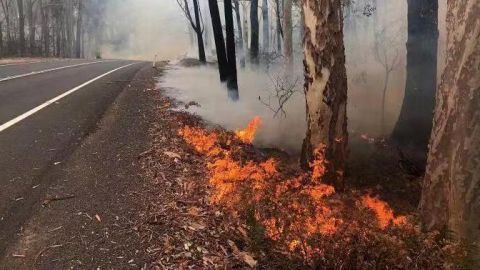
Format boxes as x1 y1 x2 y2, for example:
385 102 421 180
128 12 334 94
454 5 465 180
301 0 348 191
420 0 480 258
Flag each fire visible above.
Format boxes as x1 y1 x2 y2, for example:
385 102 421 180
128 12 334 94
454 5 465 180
178 117 414 263
235 116 262 144
361 195 407 229
309 144 328 181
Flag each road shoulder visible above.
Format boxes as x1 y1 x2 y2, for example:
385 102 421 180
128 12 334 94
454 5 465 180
0 64 160 269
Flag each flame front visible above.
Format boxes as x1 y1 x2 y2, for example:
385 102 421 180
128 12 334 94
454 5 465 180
179 117 410 262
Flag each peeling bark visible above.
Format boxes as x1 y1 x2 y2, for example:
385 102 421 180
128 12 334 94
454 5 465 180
301 0 348 191
420 0 480 257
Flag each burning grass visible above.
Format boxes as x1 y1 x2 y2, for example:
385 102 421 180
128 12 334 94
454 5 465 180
178 117 463 269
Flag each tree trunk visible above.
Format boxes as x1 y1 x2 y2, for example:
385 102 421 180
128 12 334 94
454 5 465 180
420 0 480 259
67 0 75 57
275 0 283 52
40 0 49 56
224 0 239 97
262 0 269 52
26 0 35 55
250 0 259 63
283 0 293 71
208 0 229 81
17 0 26 56
233 0 245 67
301 0 348 191
391 0 439 165
0 22 3 57
192 0 206 63
75 0 83 58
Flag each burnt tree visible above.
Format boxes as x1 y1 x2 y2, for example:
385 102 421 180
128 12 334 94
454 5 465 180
250 0 259 63
177 0 206 63
392 0 439 165
224 0 239 96
208 0 228 81
301 0 349 191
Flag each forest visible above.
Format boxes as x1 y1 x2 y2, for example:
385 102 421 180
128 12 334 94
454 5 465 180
0 0 479 269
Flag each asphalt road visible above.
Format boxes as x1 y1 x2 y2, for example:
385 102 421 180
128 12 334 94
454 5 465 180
0 59 147 260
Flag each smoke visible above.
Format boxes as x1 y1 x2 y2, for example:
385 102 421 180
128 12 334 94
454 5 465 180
91 0 447 153
160 64 307 154
94 0 190 60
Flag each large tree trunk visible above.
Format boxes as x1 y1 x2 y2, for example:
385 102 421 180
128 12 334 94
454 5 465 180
283 0 293 71
301 0 348 191
262 0 269 52
250 0 259 63
391 0 439 165
224 0 238 96
75 0 83 58
208 0 228 81
17 0 26 56
420 0 480 258
192 0 206 63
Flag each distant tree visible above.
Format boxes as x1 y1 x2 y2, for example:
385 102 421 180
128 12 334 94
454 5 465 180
391 0 438 165
17 0 26 56
420 0 480 261
301 0 348 191
75 0 83 58
233 0 245 67
276 0 283 52
262 0 269 51
250 0 259 63
26 0 35 55
177 0 206 63
283 0 292 71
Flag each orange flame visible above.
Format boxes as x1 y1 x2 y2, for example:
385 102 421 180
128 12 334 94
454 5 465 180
361 195 407 229
310 144 328 181
178 118 414 263
235 116 262 144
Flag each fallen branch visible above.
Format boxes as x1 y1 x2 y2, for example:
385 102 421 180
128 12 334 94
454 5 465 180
42 195 75 206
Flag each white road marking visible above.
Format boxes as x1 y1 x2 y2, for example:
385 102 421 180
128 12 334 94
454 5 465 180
0 60 115 82
0 62 138 133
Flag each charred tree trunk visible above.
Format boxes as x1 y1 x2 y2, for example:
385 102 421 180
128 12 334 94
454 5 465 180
250 0 259 63
391 0 438 165
75 0 82 58
301 0 348 191
224 0 238 97
283 0 293 71
17 0 26 56
208 0 228 81
420 0 480 259
192 0 206 63
262 0 269 52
